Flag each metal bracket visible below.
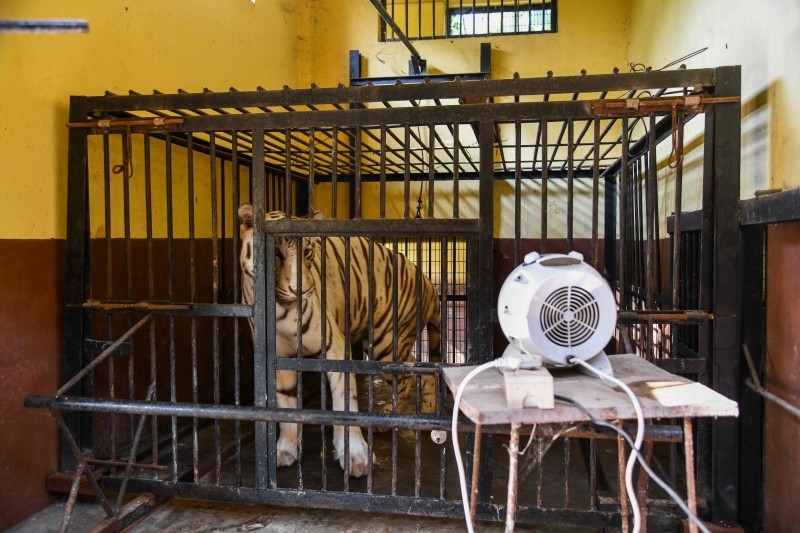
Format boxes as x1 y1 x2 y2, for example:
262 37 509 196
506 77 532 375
591 95 739 118
66 116 184 134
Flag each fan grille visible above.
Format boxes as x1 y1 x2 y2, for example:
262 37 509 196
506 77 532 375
539 286 600 348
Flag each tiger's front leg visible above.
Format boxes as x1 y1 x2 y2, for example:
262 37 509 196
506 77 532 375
328 369 372 478
276 369 300 468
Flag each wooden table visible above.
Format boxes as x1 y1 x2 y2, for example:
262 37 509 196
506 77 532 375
443 354 738 532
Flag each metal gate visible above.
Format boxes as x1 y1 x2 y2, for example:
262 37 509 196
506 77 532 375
27 66 742 529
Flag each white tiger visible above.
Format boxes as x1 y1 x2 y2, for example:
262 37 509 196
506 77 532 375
238 204 441 477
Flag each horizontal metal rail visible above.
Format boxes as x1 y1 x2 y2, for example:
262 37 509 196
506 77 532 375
76 301 252 317
83 69 717 113
257 217 480 236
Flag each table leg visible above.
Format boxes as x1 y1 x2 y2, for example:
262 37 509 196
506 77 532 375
617 421 629 533
506 422 521 533
470 423 483 524
683 417 698 533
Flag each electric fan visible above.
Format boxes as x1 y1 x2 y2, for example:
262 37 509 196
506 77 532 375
497 251 617 408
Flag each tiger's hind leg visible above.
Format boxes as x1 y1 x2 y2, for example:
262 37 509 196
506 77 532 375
382 336 438 415
391 374 438 414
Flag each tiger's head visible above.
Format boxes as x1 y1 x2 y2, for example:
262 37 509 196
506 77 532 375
237 203 324 302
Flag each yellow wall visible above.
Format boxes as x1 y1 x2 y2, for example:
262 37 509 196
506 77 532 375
0 0 299 239
300 0 631 86
300 0 630 238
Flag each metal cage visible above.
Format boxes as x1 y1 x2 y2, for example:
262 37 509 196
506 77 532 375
27 65 742 530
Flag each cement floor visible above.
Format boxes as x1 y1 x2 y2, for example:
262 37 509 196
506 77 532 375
11 498 598 533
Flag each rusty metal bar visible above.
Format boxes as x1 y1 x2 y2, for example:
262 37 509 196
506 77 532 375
84 458 167 471
57 315 152 396
617 310 712 323
115 384 156 514
469 423 483 524
67 116 184 131
50 409 115 517
591 96 739 118
59 464 84 533
506 423 522 533
684 418 699 533
671 112 685 309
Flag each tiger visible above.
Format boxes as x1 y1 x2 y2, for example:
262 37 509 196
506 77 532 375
237 203 441 478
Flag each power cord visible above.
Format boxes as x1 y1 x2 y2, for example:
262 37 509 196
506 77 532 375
451 354 541 533
452 354 702 533
567 356 645 533
555 394 712 533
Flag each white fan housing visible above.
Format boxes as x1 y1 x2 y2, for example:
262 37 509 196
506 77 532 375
497 251 616 367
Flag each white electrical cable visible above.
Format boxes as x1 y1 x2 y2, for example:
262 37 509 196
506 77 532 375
556 394 712 533
451 355 540 533
568 356 646 533
451 360 498 533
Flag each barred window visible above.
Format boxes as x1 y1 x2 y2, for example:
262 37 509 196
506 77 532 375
381 1 557 41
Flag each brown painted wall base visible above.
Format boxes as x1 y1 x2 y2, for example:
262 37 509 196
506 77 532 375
765 222 800 532
0 239 65 530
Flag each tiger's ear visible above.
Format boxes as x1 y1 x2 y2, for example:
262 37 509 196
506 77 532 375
310 210 325 220
238 204 253 239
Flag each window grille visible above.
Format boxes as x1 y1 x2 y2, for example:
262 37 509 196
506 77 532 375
381 0 557 41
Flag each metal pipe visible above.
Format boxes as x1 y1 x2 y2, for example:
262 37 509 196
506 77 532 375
366 0 423 64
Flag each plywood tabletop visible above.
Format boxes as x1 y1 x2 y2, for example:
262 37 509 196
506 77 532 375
443 354 739 425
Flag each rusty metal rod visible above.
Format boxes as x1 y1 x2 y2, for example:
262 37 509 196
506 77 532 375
50 410 115 517
56 315 152 396
617 310 712 323
743 344 800 419
84 459 167 471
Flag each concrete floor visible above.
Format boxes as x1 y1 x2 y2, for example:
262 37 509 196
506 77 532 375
11 498 597 533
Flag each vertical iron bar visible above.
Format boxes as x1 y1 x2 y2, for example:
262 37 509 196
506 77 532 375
320 237 329 491
103 135 117 468
709 65 742 524
188 134 200 483
514 120 522 265
380 126 387 218
404 127 411 218
144 134 159 471
343 236 352 489
331 127 338 218
453 123 460 218
619 117 630 310
63 96 91 471
210 133 222 484
474 118 495 504
367 236 375 494
564 437 571 508
165 133 178 480
567 119 574 251
540 119 548 252
428 124 435 218
646 116 657 309
671 113 684 310
251 129 273 489
591 120 601 271
122 131 135 446
232 132 243 487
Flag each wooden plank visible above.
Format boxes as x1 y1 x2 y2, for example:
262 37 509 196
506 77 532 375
443 354 738 426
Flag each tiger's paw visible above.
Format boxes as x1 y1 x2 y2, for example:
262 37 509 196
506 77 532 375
276 437 298 468
333 433 373 478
